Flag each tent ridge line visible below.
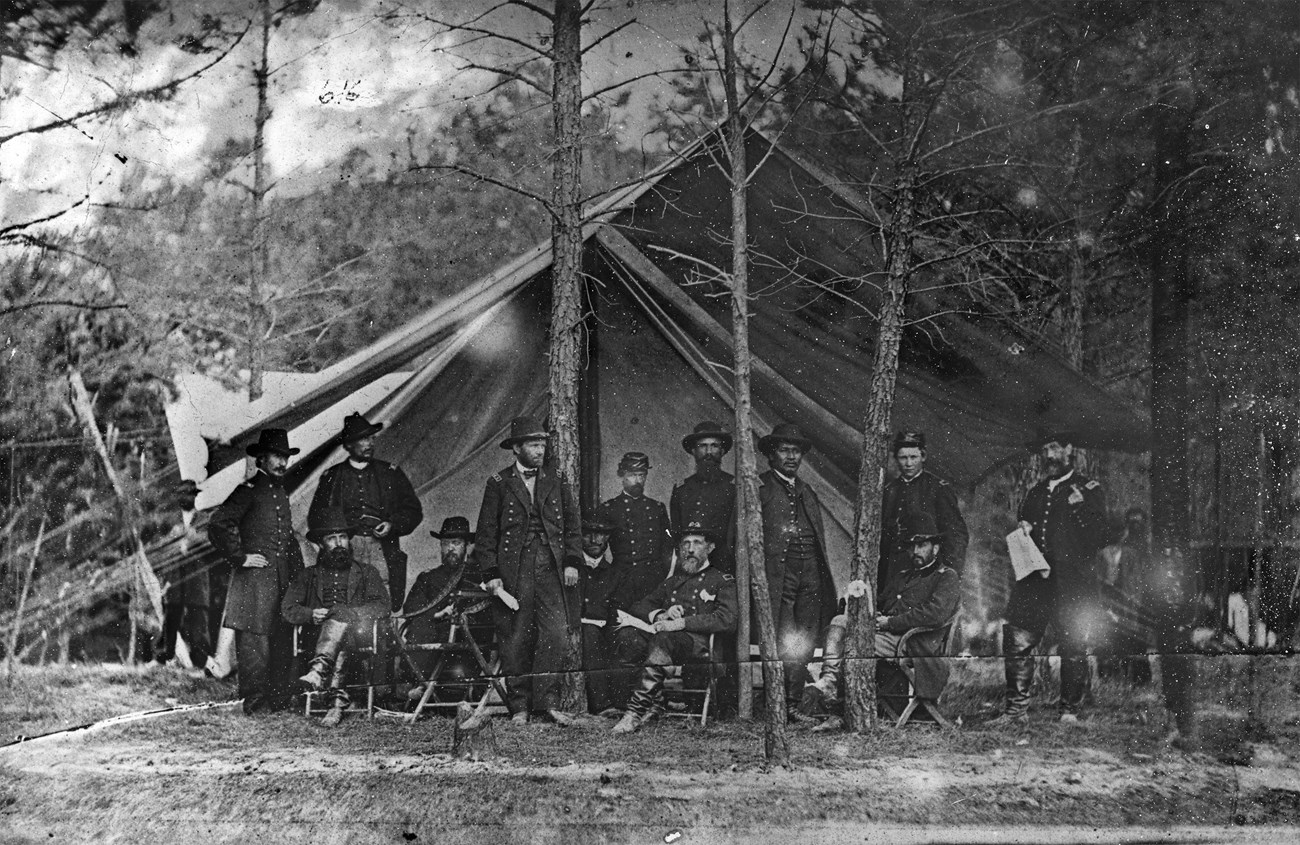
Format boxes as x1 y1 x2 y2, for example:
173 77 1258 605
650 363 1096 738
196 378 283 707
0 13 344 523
596 225 862 450
612 248 856 562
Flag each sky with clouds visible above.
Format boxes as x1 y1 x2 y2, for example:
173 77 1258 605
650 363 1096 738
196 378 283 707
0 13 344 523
1 0 834 234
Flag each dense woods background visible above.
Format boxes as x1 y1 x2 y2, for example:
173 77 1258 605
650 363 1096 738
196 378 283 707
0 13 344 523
2 0 1298 663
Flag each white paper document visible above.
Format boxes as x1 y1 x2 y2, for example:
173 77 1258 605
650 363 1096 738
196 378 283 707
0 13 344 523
580 617 607 628
481 583 520 611
615 609 656 634
1006 529 1051 581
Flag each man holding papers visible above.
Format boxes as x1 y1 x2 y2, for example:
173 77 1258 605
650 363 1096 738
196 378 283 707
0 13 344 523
611 521 737 734
993 432 1109 726
474 417 583 726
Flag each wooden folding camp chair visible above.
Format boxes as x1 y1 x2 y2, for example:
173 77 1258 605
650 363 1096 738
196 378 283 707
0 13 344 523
292 619 381 718
884 608 961 729
662 633 719 727
398 589 508 723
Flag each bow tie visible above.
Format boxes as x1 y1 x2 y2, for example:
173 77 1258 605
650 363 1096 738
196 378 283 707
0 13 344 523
520 468 538 479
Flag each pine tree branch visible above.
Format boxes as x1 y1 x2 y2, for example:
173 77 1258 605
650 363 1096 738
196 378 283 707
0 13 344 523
0 28 248 147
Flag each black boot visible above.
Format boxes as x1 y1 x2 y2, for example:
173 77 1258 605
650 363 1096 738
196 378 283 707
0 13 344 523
1002 624 1038 718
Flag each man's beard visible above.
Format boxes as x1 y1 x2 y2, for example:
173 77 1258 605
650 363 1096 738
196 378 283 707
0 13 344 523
320 546 353 571
442 551 466 569
680 554 706 573
623 483 645 497
1045 458 1069 477
696 455 722 477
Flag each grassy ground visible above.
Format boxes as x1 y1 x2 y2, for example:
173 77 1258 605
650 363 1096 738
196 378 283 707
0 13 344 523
1 656 1298 844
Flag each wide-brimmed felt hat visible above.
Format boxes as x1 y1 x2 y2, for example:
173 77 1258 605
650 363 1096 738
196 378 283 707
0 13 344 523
430 516 475 541
892 430 926 451
499 416 548 449
681 421 733 454
674 518 722 544
340 412 384 443
582 510 616 535
307 505 351 543
898 511 942 546
617 451 651 474
757 422 813 455
246 428 300 458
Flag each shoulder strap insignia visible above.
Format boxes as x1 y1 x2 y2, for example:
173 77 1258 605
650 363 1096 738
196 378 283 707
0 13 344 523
721 573 735 581
1085 479 1100 490
491 472 503 483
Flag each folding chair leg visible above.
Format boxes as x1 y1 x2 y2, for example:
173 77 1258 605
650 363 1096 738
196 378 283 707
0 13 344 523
895 698 921 728
700 677 713 728
405 654 447 724
458 614 510 706
923 701 953 730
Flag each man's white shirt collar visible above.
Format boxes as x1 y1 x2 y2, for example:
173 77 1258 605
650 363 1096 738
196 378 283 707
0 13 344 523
348 458 370 470
583 551 604 568
1047 469 1075 492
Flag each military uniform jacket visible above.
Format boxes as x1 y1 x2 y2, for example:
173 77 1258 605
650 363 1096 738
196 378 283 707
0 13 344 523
1017 471 1108 592
670 470 736 571
630 564 738 635
580 553 625 623
758 470 837 630
881 470 969 573
208 472 305 634
308 459 423 591
878 562 961 700
280 558 389 628
473 464 583 590
401 562 474 644
599 491 672 605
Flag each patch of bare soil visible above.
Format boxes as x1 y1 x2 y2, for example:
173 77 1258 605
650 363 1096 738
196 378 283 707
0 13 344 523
1 660 1297 844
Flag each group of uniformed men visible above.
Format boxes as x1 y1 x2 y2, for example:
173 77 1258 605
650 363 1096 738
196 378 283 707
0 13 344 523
208 408 1110 732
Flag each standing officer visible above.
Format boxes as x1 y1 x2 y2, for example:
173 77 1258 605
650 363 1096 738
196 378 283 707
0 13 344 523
993 432 1108 725
208 428 305 714
599 452 673 608
879 431 968 590
670 422 736 574
473 416 583 726
308 412 423 612
757 422 837 712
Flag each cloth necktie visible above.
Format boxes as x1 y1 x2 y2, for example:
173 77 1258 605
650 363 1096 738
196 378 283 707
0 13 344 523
521 468 538 479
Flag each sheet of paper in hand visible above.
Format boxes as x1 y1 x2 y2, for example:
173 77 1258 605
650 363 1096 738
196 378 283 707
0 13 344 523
1006 529 1051 581
616 609 656 634
481 583 520 611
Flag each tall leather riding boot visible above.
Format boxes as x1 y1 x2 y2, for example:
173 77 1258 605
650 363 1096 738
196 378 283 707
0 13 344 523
626 663 668 717
818 618 846 692
1058 654 1090 713
1002 624 1038 717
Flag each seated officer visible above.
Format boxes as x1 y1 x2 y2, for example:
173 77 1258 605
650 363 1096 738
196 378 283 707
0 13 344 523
611 521 737 735
401 516 484 702
577 511 629 716
797 511 960 728
282 506 389 726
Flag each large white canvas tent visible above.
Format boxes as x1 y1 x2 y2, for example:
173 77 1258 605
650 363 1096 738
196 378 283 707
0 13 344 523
153 131 1146 597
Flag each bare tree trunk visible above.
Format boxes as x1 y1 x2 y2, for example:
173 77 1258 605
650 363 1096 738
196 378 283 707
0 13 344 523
3 519 44 678
68 370 164 660
843 114 921 733
550 0 586 714
1147 40 1198 738
723 0 787 763
247 0 272 401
